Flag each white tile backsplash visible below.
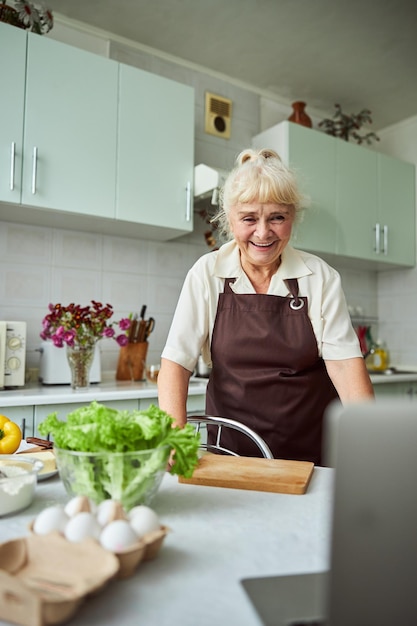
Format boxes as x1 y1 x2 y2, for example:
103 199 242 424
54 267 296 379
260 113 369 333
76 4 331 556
0 220 209 374
50 267 102 304
0 222 53 265
1 266 51 307
53 229 103 269
102 235 149 272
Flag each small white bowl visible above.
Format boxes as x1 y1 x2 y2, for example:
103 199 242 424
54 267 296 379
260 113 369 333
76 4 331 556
0 455 44 516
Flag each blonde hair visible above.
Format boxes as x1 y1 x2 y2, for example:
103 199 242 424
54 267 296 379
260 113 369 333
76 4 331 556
213 148 306 240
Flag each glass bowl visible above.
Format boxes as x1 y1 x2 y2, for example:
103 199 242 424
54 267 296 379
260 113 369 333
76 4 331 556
54 445 170 511
0 455 44 516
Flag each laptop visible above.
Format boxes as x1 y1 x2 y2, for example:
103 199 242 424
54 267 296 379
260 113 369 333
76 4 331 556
241 399 417 626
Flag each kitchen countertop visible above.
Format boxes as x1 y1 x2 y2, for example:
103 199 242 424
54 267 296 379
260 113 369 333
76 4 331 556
0 467 333 626
369 370 417 384
0 378 208 407
2 368 416 407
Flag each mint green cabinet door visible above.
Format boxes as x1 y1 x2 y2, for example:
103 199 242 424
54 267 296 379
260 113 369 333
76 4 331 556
336 140 378 260
116 65 194 237
377 153 416 267
22 33 118 218
372 383 403 399
0 23 26 203
373 382 417 400
286 123 337 254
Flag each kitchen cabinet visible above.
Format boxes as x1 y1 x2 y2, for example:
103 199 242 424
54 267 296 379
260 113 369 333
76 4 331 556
22 32 118 218
337 144 415 266
0 22 195 242
0 22 26 203
116 64 194 238
373 381 417 401
252 121 416 268
0 23 118 217
377 153 416 266
0 405 34 438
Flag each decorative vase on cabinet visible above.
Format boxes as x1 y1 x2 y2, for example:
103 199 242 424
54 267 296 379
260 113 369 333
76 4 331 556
288 101 312 128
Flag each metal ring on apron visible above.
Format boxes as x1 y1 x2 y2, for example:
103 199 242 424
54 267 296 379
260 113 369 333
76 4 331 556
289 298 305 310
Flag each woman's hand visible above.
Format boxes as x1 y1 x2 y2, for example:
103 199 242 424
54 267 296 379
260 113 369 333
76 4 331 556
166 449 176 472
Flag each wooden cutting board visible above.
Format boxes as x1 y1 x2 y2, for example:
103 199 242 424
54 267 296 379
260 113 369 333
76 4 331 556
178 454 314 495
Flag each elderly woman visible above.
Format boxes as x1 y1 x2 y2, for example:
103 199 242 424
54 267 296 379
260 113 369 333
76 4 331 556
158 148 374 464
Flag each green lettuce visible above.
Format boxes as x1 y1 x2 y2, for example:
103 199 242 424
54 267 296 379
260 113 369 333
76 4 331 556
38 402 200 509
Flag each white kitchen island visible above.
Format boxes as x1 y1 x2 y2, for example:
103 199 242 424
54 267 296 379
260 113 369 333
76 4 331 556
0 467 333 626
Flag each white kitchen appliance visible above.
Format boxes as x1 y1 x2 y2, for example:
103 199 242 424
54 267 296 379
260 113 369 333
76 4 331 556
194 164 228 203
0 321 27 388
38 341 101 385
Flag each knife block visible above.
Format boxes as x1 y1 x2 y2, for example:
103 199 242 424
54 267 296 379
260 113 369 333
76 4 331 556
116 342 148 381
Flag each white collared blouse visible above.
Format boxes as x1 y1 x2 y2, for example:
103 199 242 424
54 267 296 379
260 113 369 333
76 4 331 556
161 240 362 373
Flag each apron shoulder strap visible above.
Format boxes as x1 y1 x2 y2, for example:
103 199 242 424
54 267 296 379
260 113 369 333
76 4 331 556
223 278 237 293
284 278 304 310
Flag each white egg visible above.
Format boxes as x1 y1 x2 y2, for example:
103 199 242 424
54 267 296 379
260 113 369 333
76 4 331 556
64 495 93 517
64 511 102 543
99 520 139 553
33 505 69 535
97 499 126 526
128 505 161 538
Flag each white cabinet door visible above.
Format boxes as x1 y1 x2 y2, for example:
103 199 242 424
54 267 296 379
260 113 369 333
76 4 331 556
0 22 26 203
373 382 417 401
377 153 416 267
253 121 416 268
0 405 34 439
22 33 118 218
336 139 378 261
116 64 194 238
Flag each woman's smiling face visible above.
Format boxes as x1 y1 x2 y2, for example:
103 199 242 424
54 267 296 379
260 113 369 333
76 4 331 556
229 202 295 271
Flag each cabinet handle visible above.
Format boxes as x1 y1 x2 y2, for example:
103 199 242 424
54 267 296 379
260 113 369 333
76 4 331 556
374 223 381 254
382 225 388 255
185 180 192 222
10 142 16 191
31 146 38 194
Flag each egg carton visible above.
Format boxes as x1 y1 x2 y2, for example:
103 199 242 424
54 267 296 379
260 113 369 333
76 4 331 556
0 533 118 626
0 501 169 626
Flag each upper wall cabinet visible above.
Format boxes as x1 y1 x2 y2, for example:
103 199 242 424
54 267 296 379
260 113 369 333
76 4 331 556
0 22 26 203
116 64 194 237
0 22 195 241
252 121 416 269
23 32 118 218
0 22 118 217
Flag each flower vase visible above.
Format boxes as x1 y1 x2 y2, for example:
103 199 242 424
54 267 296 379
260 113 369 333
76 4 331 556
288 101 312 128
66 344 95 389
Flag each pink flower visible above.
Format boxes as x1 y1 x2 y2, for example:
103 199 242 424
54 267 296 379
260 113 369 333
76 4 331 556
40 301 131 349
119 318 131 331
116 334 129 347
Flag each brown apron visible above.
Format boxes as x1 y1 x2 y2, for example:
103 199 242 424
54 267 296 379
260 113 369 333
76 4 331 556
205 278 338 465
